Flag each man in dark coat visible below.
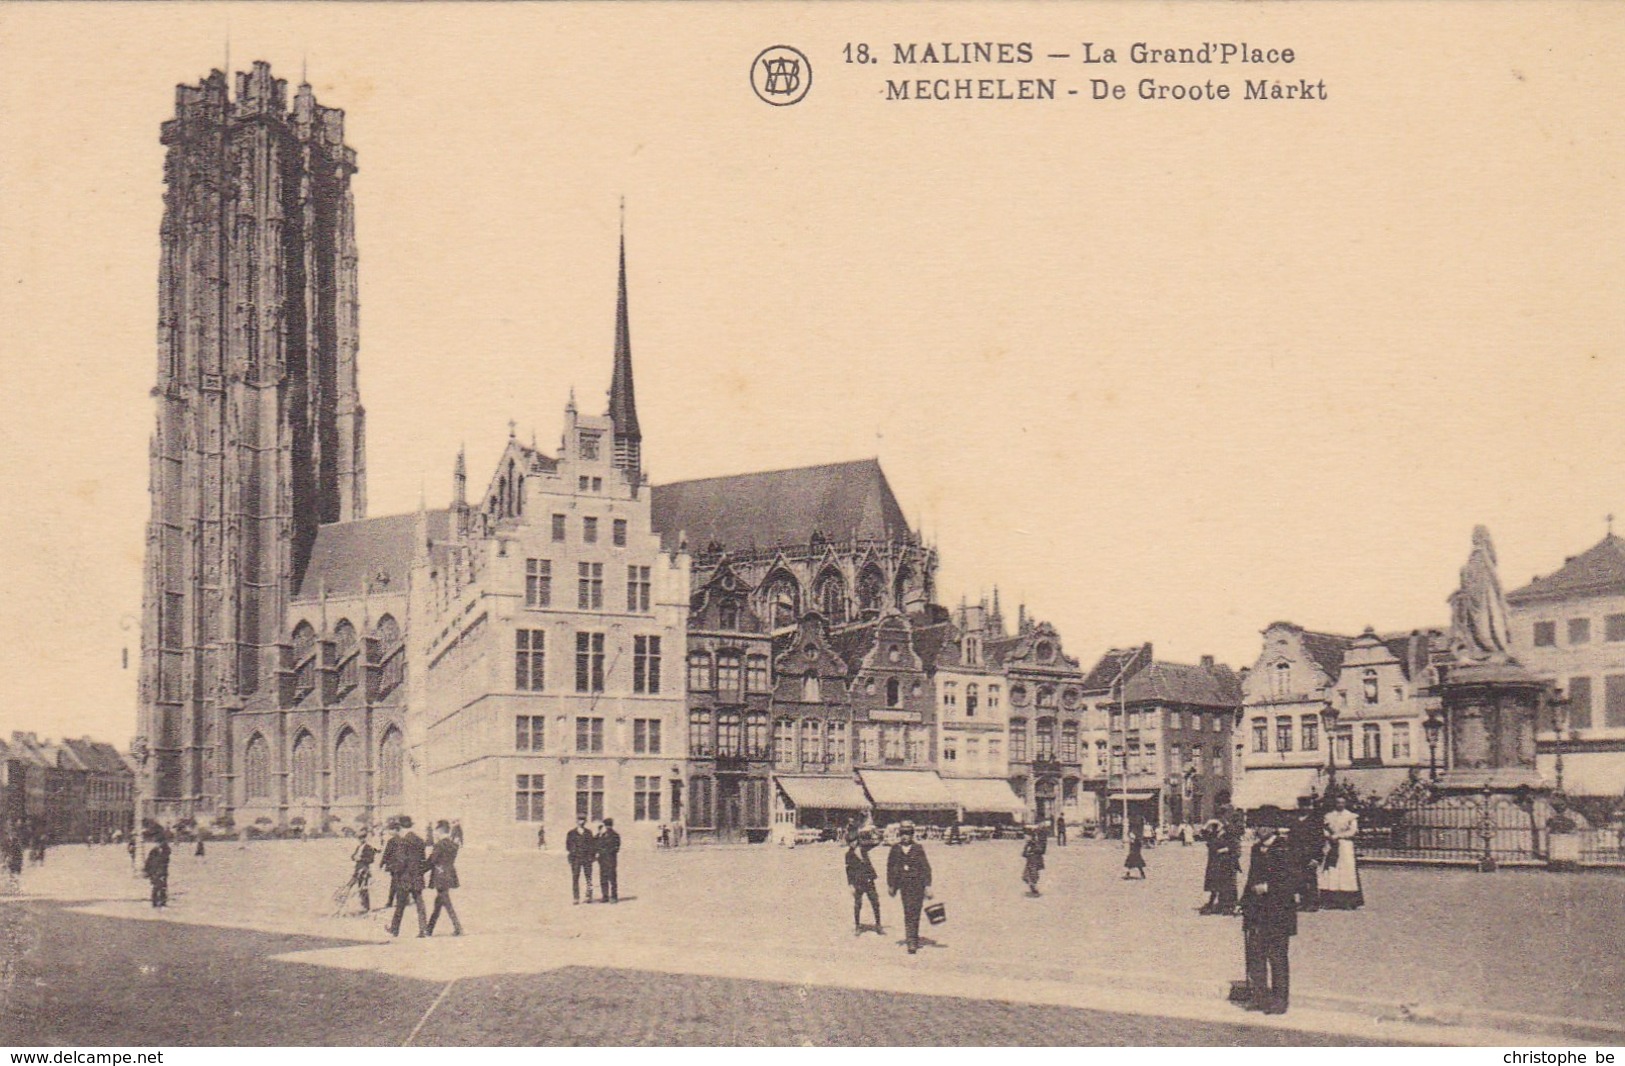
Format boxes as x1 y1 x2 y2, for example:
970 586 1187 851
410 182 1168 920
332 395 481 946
385 816 429 937
425 820 463 936
845 833 882 933
886 821 933 954
596 818 621 903
566 817 596 904
1055 813 1068 847
1288 807 1325 912
1240 824 1298 1014
379 820 403 913
143 834 171 908
348 830 379 914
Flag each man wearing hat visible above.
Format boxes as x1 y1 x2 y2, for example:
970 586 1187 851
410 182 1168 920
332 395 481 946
384 815 429 938
1239 822 1297 1014
566 816 596 904
886 821 933 954
348 828 379 914
425 819 463 935
596 818 621 903
379 819 403 913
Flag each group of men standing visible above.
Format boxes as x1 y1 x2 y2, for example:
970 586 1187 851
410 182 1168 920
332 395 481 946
565 816 622 904
844 821 934 954
346 816 465 938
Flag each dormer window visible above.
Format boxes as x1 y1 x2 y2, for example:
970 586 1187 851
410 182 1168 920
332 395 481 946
1362 668 1379 704
578 432 601 461
888 645 901 663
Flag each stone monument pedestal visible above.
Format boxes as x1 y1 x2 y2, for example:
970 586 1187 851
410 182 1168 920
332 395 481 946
1437 661 1549 793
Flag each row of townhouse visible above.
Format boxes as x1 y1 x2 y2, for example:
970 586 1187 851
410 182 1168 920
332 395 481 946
1 732 136 843
1231 531 1625 811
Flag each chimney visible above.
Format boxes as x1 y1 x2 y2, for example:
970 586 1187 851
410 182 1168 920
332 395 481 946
1201 655 1215 669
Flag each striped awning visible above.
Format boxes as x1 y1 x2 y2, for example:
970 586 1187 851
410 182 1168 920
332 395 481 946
942 777 1024 814
859 769 957 809
775 774 870 810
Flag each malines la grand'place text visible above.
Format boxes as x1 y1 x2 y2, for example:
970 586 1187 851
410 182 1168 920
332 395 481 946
858 40 1328 103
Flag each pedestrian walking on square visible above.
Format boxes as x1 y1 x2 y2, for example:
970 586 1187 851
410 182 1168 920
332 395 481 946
348 830 379 914
566 816 596 903
886 821 933 954
1021 826 1047 895
3 833 23 894
596 818 621 903
1123 829 1148 879
1200 819 1238 914
425 820 463 936
385 816 428 938
1056 814 1068 847
1239 824 1297 1014
1318 797 1364 909
846 833 883 934
380 819 403 913
144 833 171 909
194 835 206 860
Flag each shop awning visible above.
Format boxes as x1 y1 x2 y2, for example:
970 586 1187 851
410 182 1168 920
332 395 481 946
1230 768 1322 811
1107 791 1158 802
774 774 870 810
943 777 1024 814
859 769 957 809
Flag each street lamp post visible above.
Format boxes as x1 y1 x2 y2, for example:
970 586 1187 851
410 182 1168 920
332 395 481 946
1423 712 1443 783
1320 705 1341 802
1550 687 1570 795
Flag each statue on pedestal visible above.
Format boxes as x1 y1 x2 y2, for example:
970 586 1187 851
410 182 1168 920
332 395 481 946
1448 525 1514 664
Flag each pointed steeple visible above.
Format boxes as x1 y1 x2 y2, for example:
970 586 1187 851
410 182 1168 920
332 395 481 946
452 445 467 508
608 205 642 476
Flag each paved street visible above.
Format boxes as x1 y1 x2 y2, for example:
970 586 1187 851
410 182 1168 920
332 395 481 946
2 836 1621 1045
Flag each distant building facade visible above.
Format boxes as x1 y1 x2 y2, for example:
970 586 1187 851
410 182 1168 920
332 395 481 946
1507 533 1625 796
1 733 135 843
1234 622 1446 811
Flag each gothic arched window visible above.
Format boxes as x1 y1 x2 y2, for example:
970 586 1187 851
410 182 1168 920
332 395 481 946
290 730 318 799
858 567 887 615
893 565 915 611
291 622 317 702
373 615 403 696
378 727 405 798
814 569 847 624
334 727 361 798
764 573 800 628
243 733 270 801
333 619 358 695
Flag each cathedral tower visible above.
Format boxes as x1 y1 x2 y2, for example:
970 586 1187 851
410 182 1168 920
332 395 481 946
138 63 365 818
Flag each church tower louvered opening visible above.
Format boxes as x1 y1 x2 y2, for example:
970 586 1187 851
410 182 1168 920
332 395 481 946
138 62 365 817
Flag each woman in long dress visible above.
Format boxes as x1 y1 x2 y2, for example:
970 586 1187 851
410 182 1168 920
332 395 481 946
1318 797 1364 909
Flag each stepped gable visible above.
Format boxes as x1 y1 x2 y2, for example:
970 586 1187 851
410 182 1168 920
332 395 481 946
650 458 911 553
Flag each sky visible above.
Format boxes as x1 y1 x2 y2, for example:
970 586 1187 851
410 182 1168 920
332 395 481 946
1 2 1621 745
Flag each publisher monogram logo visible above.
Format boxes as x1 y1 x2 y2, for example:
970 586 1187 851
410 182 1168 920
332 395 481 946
751 45 812 106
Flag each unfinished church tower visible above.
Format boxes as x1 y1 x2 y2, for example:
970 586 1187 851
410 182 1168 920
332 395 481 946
137 63 365 820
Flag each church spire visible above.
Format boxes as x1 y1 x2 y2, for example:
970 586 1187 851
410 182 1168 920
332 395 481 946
452 444 467 508
608 204 642 477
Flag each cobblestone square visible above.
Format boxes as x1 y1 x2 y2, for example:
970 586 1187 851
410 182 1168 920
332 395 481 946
3 836 1621 1044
